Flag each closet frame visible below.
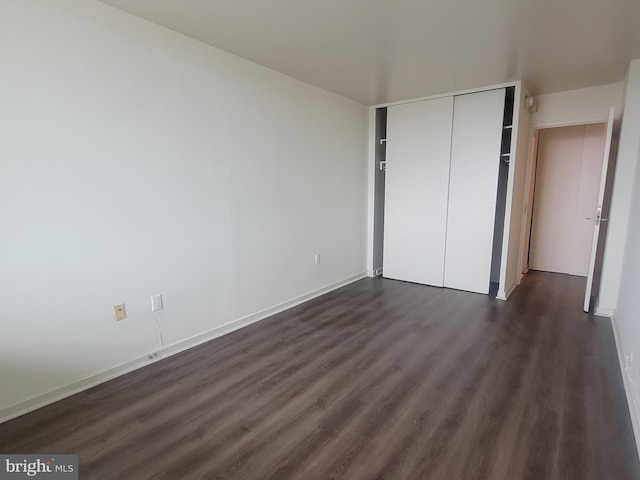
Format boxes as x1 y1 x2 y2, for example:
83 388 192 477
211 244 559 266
367 81 529 299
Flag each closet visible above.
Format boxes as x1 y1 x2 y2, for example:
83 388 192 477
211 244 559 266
382 87 514 295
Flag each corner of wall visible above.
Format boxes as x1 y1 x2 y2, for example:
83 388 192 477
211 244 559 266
496 281 517 301
0 272 366 424
610 314 640 460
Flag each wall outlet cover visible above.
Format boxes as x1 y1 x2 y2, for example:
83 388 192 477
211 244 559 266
151 294 163 312
113 303 126 321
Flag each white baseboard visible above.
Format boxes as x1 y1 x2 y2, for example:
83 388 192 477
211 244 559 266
610 315 640 460
496 282 517 301
0 272 366 424
596 304 615 317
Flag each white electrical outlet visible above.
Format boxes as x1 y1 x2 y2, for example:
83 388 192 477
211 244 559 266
151 294 163 312
113 303 126 321
314 253 320 265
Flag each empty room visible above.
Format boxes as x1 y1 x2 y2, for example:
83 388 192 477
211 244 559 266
2 0 640 478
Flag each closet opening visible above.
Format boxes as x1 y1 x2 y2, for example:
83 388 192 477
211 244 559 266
372 107 387 276
489 86 515 296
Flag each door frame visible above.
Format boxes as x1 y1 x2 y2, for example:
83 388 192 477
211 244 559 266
520 131 539 274
520 119 610 276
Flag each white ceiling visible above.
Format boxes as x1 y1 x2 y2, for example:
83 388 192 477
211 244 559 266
100 0 640 105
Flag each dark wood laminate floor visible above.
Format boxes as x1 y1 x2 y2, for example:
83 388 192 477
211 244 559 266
1 272 639 479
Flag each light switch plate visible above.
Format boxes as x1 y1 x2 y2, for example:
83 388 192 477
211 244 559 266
151 294 163 312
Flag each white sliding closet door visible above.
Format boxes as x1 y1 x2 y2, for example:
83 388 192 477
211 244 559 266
383 97 454 286
444 89 505 294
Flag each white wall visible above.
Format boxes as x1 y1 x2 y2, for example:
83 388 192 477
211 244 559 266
609 60 640 440
0 0 368 418
614 135 640 444
599 61 640 314
531 83 624 128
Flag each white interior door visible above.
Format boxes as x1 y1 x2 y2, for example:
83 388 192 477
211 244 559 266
383 97 454 286
444 89 505 294
584 107 615 312
529 124 606 276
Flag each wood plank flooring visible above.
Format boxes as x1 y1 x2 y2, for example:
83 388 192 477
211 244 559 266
1 272 638 479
